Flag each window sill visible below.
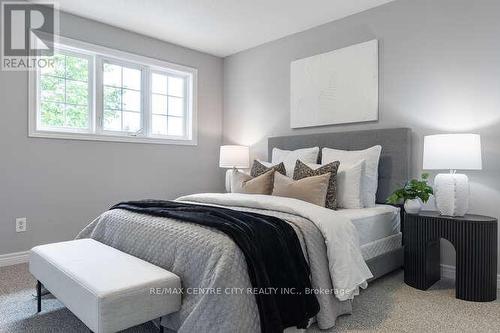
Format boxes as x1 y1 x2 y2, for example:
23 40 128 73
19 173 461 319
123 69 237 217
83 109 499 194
28 130 197 146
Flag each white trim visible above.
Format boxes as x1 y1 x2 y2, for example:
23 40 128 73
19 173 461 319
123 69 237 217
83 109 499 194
28 34 198 146
28 130 197 145
0 251 30 267
440 264 500 289
38 33 196 77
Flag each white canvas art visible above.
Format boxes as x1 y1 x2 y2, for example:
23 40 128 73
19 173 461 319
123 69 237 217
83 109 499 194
290 39 378 128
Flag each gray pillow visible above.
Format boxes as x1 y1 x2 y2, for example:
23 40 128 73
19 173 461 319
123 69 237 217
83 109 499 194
293 160 340 209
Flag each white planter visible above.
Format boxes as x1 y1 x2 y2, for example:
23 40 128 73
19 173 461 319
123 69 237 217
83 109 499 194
404 198 422 214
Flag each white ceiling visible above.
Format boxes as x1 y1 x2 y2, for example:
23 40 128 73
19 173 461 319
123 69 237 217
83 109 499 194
43 0 395 57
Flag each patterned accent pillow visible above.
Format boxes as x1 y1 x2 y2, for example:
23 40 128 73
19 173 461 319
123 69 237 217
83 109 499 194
250 160 287 177
293 160 340 209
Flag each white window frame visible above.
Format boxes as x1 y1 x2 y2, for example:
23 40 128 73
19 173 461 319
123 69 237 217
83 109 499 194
29 35 198 145
99 57 146 136
35 47 95 134
149 68 192 140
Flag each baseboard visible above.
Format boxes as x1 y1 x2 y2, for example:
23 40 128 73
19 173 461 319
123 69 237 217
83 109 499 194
440 264 500 289
0 251 30 267
2 251 499 289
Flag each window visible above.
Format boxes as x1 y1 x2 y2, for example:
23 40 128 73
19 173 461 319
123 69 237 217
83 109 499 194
102 61 142 133
151 72 186 137
38 51 92 131
30 36 197 145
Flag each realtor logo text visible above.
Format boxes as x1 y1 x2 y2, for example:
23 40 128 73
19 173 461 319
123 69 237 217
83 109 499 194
1 2 57 70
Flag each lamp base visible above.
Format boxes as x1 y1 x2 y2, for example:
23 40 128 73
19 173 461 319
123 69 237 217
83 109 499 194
434 173 470 217
225 169 234 193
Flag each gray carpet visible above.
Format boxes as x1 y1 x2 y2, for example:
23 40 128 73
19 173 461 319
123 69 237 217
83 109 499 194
0 264 498 332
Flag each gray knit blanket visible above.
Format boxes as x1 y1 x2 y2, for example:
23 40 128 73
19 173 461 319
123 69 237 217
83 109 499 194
77 194 366 332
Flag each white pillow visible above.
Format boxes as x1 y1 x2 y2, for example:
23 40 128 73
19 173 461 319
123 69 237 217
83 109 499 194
256 160 280 168
322 145 382 207
306 160 365 209
272 147 319 177
336 160 366 209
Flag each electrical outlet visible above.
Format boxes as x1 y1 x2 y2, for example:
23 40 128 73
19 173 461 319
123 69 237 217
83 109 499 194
16 217 27 232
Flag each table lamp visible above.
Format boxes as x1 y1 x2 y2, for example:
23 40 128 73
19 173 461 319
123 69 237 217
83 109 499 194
219 145 250 192
423 134 482 216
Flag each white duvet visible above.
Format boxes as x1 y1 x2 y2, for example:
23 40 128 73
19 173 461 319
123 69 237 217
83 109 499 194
177 193 373 301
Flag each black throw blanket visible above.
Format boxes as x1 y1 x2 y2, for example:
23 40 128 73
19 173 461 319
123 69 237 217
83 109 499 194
110 200 320 333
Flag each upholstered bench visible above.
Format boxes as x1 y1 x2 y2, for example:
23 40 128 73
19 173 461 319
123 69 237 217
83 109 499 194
29 239 181 333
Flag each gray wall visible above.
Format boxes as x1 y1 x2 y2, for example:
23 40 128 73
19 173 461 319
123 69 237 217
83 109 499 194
223 0 500 273
0 11 224 255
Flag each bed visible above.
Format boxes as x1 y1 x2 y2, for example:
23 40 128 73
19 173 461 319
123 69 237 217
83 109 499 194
337 205 402 280
77 128 411 333
268 127 410 281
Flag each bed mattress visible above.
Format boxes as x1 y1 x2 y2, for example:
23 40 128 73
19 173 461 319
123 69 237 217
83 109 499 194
360 232 402 260
336 204 401 246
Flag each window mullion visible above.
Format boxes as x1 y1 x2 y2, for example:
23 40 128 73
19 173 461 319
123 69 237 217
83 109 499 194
88 54 96 133
183 76 188 138
120 67 124 131
95 56 104 134
143 67 151 137
63 56 67 127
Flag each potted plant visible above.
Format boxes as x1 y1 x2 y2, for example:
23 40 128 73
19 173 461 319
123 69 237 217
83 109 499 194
387 173 434 214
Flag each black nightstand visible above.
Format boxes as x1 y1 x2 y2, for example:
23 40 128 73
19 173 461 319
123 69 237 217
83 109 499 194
404 211 498 302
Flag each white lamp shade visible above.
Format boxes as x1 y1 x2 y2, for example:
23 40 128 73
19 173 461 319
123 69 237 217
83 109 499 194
423 134 482 170
219 145 249 168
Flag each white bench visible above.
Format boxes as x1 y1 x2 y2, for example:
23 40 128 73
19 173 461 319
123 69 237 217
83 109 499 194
29 239 181 333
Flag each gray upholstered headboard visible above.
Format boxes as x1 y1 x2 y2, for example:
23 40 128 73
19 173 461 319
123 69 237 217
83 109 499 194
268 128 411 203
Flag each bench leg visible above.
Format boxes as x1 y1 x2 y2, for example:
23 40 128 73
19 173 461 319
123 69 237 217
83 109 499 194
36 281 42 313
159 317 164 333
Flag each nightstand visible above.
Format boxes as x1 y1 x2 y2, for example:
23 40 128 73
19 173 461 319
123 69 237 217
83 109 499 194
404 211 498 302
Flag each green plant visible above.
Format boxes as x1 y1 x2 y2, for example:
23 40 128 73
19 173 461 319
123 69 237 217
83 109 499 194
386 173 434 204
